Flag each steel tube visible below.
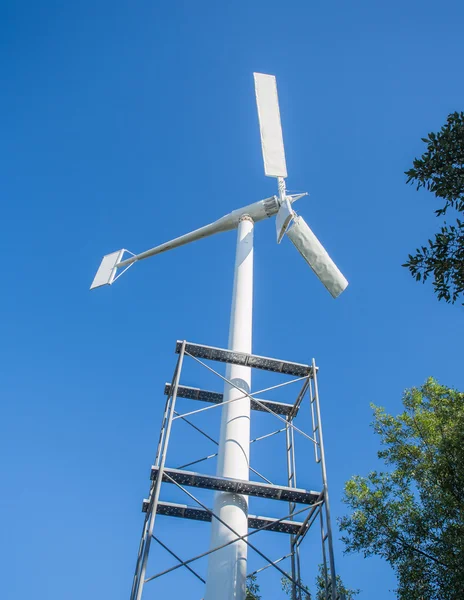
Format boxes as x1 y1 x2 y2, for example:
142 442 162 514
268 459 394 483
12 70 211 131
152 536 205 584
130 390 173 600
286 419 298 600
134 342 186 600
312 359 337 600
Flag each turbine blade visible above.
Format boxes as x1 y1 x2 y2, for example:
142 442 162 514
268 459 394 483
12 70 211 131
286 216 348 298
254 73 287 178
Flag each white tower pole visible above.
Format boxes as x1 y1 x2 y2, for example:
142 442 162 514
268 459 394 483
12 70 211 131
205 215 254 600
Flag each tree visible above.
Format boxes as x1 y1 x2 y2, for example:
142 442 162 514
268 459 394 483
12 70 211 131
339 378 464 599
403 112 464 304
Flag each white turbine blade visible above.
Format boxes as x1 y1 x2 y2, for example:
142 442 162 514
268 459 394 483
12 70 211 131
90 249 125 289
254 73 287 178
286 216 348 298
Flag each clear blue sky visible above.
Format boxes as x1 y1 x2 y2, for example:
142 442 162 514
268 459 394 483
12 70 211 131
1 1 463 599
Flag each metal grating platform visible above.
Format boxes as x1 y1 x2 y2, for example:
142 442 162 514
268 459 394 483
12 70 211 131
164 383 295 417
142 500 308 535
151 466 320 505
175 340 312 378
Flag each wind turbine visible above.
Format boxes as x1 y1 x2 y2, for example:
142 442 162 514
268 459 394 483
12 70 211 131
91 73 348 600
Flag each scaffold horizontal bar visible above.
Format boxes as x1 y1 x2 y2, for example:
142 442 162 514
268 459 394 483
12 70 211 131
150 466 320 505
142 500 309 535
175 340 312 377
164 383 295 416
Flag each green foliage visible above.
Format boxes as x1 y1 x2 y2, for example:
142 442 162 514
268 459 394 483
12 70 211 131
403 111 464 303
246 574 261 600
340 378 464 599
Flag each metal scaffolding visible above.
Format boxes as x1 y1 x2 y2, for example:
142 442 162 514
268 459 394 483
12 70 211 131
129 340 341 600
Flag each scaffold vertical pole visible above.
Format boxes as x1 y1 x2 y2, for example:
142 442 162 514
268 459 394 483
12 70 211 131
286 415 301 600
131 341 186 600
311 359 337 600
